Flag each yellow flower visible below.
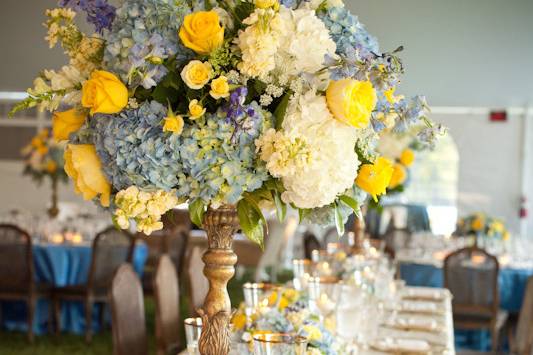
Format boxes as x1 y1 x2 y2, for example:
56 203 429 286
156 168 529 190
180 60 213 90
45 160 57 173
163 112 185 135
31 137 44 149
36 145 49 155
388 163 407 189
503 231 510 241
471 217 485 232
400 148 415 167
490 220 505 234
82 70 128 115
52 109 86 141
136 215 164 235
326 79 376 128
302 325 322 341
210 75 230 99
356 157 394 202
383 87 404 104
179 11 224 55
231 312 247 331
255 0 279 9
188 99 206 119
64 144 111 207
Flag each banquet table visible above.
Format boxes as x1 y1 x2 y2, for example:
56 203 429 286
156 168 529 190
398 255 533 351
0 242 148 335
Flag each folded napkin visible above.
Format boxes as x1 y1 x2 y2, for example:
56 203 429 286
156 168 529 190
384 316 441 332
401 287 450 302
378 327 449 347
388 301 446 315
370 337 431 353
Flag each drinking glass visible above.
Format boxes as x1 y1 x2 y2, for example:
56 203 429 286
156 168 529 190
253 333 307 355
184 317 202 355
292 259 311 291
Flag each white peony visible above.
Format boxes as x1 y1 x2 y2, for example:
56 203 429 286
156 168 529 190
277 91 360 209
274 7 336 77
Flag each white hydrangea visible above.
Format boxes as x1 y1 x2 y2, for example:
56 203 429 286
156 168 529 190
277 91 360 209
274 7 336 77
376 130 413 159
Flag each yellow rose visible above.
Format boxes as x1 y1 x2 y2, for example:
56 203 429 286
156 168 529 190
180 60 213 90
188 99 206 119
388 163 407 189
326 79 376 128
231 313 247 331
179 11 224 55
210 75 230 99
255 0 279 9
52 109 86 142
31 137 43 149
163 114 185 135
400 148 415 167
82 70 128 115
471 217 485 232
64 144 111 207
45 160 57 173
37 145 49 155
356 156 394 202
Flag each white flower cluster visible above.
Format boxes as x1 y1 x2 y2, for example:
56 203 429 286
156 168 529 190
376 130 413 159
260 91 360 209
114 186 179 235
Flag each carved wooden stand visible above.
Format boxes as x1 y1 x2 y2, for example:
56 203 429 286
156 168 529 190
47 176 59 219
198 205 239 355
351 215 367 255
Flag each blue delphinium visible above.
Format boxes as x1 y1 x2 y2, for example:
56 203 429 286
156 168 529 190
90 101 182 191
103 0 191 89
60 0 116 33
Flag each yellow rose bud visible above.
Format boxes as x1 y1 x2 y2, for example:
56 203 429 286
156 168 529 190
163 114 185 135
255 0 278 9
326 79 376 128
180 60 213 90
64 144 111 207
188 99 206 119
179 11 224 55
45 160 57 173
209 75 230 99
356 156 394 202
82 70 128 115
388 163 407 189
52 108 86 142
400 148 415 167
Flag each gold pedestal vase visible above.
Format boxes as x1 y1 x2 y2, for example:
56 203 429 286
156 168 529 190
197 205 240 355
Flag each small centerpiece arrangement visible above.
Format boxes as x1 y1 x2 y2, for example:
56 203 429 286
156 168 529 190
11 0 444 352
21 128 68 217
456 213 510 249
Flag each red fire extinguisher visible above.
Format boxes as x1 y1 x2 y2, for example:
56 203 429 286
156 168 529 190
520 196 528 219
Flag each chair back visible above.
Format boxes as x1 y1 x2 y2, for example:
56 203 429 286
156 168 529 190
0 224 33 292
110 264 147 355
89 227 133 289
186 245 209 314
162 209 191 277
303 232 321 260
153 254 181 355
515 275 533 355
234 239 262 268
444 247 499 315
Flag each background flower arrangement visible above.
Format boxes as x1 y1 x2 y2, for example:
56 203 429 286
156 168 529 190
456 212 510 241
11 0 443 244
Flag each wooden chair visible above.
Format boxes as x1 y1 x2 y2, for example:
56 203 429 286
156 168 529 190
444 247 508 352
109 264 147 355
185 245 209 315
53 226 134 342
0 224 52 342
153 254 182 355
509 275 533 355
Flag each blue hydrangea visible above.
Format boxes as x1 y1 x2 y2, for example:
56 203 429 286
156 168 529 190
90 101 182 191
103 0 192 88
60 0 116 33
320 7 379 64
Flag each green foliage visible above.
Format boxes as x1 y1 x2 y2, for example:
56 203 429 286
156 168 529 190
237 197 266 249
334 202 345 236
339 194 361 219
274 92 291 130
188 198 206 227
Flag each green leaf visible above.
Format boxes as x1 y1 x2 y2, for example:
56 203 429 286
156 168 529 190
274 92 291 130
243 194 268 236
237 199 265 249
334 203 345 236
298 208 311 224
188 199 206 228
339 195 361 219
272 191 286 222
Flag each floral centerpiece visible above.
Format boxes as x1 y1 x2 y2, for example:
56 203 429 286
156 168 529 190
21 128 68 217
232 288 341 354
11 0 442 242
456 212 510 242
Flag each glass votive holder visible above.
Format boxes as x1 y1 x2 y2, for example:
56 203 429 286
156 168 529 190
292 259 311 291
308 276 340 306
311 249 328 263
326 242 341 255
253 332 307 355
184 317 202 355
243 283 281 309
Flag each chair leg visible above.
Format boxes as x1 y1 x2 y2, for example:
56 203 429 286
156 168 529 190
491 324 500 352
53 297 61 336
27 296 36 343
85 298 93 344
98 302 105 330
